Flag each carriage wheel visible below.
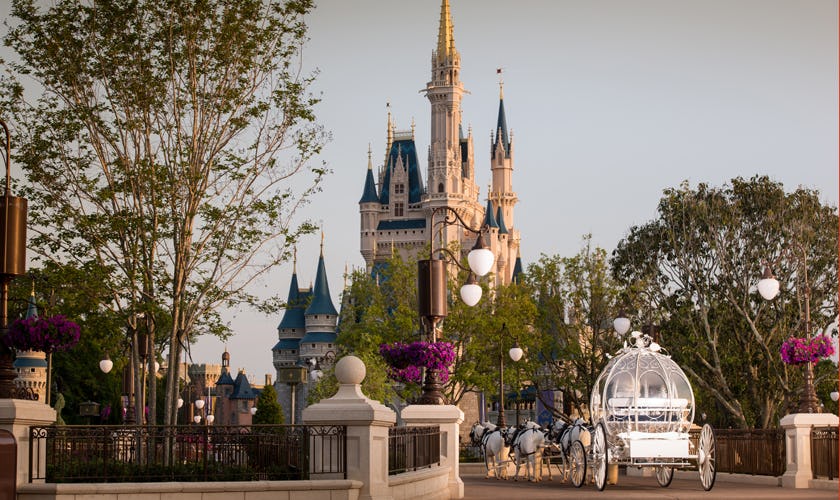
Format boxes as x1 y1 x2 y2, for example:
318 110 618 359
592 422 608 491
570 439 587 488
655 466 673 487
698 424 717 491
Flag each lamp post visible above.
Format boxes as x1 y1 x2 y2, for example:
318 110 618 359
495 324 524 428
758 263 819 413
416 206 494 405
0 119 28 399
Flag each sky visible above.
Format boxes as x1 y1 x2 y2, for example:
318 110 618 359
2 1 838 382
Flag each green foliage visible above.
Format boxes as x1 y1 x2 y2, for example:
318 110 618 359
611 176 838 428
1 0 329 425
254 383 285 425
520 236 623 419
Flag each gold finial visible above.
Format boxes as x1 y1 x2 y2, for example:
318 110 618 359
372 237 377 261
30 280 35 296
320 230 325 255
411 117 416 138
344 262 349 290
293 246 297 273
497 68 504 99
367 144 372 169
390 239 395 256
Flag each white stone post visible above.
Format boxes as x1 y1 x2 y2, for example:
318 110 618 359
303 356 396 500
0 399 56 486
401 404 464 498
779 412 838 488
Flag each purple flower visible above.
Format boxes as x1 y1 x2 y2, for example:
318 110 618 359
3 315 80 353
379 341 456 384
780 335 835 365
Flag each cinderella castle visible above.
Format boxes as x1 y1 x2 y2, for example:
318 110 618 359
272 0 525 426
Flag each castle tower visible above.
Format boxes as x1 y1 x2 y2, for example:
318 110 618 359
14 287 47 402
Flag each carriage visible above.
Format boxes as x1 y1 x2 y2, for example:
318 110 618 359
588 331 716 491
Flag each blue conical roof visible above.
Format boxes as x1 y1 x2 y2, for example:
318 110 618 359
379 139 424 205
359 166 379 203
278 270 306 330
305 250 338 316
483 199 499 228
494 98 510 157
216 369 235 386
25 292 38 319
231 371 257 400
496 206 508 234
512 255 524 284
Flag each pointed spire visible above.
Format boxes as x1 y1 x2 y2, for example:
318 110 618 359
497 205 509 234
437 0 456 60
494 88 510 157
512 251 524 284
306 233 338 316
483 197 499 229
278 247 305 330
25 282 37 319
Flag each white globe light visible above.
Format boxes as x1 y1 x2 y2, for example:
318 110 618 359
177 398 184 409
206 415 215 424
649 342 661 353
194 399 205 410
99 358 113 374
193 415 201 424
757 277 780 301
467 247 495 277
613 316 631 336
509 346 524 362
831 391 839 402
310 369 323 382
460 282 482 307
250 406 257 416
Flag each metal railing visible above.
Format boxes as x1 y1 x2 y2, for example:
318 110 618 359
690 428 785 476
388 426 440 475
811 426 838 479
30 424 345 483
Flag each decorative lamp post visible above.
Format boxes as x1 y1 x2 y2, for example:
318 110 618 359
495 324 523 427
760 263 820 413
830 391 839 403
206 414 215 425
193 415 201 424
0 119 28 399
250 406 257 416
416 206 493 404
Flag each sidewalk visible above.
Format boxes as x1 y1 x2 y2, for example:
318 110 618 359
462 473 838 499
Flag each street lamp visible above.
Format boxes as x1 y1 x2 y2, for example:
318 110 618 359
416 206 494 404
613 311 631 337
99 353 114 374
759 263 819 413
496 324 522 428
250 406 257 416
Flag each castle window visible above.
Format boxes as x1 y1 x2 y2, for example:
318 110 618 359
312 344 316 348
394 202 404 217
438 183 444 193
394 183 404 194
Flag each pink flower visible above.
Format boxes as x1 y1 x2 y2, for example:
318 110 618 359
780 335 835 365
3 315 80 353
379 341 456 384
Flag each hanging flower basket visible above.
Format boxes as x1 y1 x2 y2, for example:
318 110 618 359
3 315 81 353
379 341 456 384
780 335 834 365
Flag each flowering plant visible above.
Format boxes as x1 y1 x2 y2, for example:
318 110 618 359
379 341 456 384
3 315 81 353
780 335 835 365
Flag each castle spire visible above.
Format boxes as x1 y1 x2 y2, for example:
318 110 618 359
306 232 338 316
437 0 455 60
26 282 38 319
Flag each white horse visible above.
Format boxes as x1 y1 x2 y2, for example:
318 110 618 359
471 421 508 479
510 421 547 482
550 418 591 451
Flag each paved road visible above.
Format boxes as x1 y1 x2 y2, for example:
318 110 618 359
462 475 838 499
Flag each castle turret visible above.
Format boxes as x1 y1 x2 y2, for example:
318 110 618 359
14 286 47 402
300 234 338 361
273 250 310 371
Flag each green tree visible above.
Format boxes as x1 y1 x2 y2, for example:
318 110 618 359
1 0 328 425
611 176 838 428
254 383 285 425
521 236 623 420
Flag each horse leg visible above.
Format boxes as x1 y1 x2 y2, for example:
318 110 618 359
513 452 521 481
484 453 493 479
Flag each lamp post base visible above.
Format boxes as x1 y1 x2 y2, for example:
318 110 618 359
797 362 820 414
416 368 445 405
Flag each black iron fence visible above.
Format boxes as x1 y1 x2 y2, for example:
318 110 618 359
690 428 785 476
30 424 345 483
388 426 440 475
811 426 838 480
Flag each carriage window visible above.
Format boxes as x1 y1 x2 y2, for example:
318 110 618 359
639 371 667 399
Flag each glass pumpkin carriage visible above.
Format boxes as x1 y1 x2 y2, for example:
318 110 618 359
588 331 716 491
